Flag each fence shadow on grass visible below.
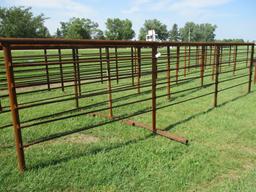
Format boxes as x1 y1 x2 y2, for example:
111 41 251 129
0 76 196 131
27 132 156 171
25 91 255 170
0 83 255 170
163 90 255 132
1 85 253 148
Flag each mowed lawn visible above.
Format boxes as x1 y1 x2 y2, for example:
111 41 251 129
0 47 256 192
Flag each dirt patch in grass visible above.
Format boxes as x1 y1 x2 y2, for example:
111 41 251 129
0 149 12 158
59 133 100 144
43 133 100 146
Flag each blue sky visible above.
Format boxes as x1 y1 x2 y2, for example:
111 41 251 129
1 0 256 41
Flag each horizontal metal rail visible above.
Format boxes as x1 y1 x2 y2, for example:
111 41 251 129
0 38 254 173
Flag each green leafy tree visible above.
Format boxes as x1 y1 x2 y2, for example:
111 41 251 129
179 22 197 42
179 22 217 42
139 19 169 40
197 23 217 42
92 29 105 40
169 23 180 41
0 6 50 38
55 28 62 38
105 18 135 40
57 17 100 39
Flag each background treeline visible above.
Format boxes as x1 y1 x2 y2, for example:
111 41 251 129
0 6 247 42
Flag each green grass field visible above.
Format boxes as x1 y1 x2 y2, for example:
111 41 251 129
0 47 256 192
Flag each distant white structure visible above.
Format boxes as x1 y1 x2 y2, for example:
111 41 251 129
146 30 158 41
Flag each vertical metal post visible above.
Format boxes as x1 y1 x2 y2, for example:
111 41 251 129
44 49 50 90
167 46 171 100
99 48 103 84
212 46 217 81
58 49 65 91
219 47 223 73
196 46 199 66
75 49 81 97
3 44 25 172
176 46 180 83
233 45 237 75
152 46 157 132
0 66 2 111
214 46 220 107
131 47 135 86
228 45 231 66
188 46 191 72
248 45 255 93
204 46 208 70
137 47 141 94
134 47 137 81
246 45 249 67
115 47 119 83
184 46 187 78
254 61 256 85
106 47 113 118
201 46 205 87
209 46 212 68
72 49 79 108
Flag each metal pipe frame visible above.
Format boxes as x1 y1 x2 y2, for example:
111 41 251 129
2 43 25 171
0 38 254 173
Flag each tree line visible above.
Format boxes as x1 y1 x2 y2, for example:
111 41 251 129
0 6 244 42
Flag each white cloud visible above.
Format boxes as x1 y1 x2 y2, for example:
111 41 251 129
170 0 232 9
6 0 96 18
123 0 233 17
169 0 232 17
122 0 151 14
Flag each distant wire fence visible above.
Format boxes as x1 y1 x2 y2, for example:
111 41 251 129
0 38 255 172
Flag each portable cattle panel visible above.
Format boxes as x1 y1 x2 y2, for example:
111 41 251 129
0 38 254 172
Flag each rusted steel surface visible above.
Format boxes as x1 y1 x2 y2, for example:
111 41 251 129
106 47 113 118
151 46 157 133
214 46 220 107
0 56 3 112
0 38 253 49
137 47 141 93
254 59 256 84
131 47 135 86
248 46 255 92
176 46 180 83
99 48 104 84
89 112 188 144
200 46 205 86
44 49 51 90
58 48 65 91
72 48 79 108
115 47 119 84
188 46 191 72
233 45 238 75
0 38 254 173
166 46 171 100
228 45 232 66
2 44 25 172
